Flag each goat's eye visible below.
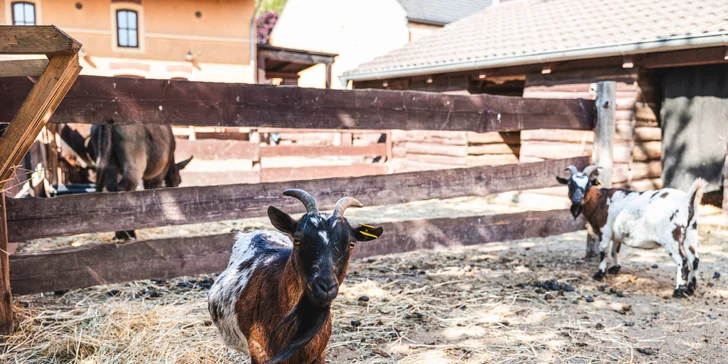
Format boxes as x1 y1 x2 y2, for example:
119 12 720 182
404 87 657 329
293 238 301 246
348 242 356 249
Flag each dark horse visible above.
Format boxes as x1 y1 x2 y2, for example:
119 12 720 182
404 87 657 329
91 124 192 239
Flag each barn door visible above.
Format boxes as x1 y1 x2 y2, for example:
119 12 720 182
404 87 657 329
661 64 728 192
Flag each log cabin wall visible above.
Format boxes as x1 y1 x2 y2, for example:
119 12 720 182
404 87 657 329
390 130 520 172
522 68 662 190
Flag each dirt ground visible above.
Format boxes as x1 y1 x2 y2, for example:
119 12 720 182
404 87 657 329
3 214 728 363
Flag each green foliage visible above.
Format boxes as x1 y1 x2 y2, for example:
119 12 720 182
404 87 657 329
256 0 287 15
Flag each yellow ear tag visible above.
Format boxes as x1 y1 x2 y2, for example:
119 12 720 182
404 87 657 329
359 231 379 239
360 224 376 229
595 180 602 186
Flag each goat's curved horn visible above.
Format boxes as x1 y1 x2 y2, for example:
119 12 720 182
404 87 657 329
564 165 578 176
582 165 600 178
283 189 318 214
332 197 363 219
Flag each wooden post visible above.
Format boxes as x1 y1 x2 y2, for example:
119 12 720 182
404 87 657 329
593 81 616 187
723 152 728 213
325 63 332 89
0 192 13 335
586 81 616 259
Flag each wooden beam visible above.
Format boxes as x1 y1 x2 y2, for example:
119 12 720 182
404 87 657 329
593 81 616 187
265 72 299 80
0 59 49 77
6 157 589 241
0 54 82 185
641 47 728 69
585 81 616 259
325 63 332 89
9 209 584 295
259 144 387 158
0 26 81 55
0 76 596 131
0 193 13 334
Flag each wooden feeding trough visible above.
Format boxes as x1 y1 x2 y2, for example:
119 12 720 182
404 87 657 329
0 25 83 335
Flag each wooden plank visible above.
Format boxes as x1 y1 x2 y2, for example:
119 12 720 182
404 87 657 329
406 142 468 157
259 144 387 158
403 131 468 145
0 193 13 334
175 139 259 160
641 47 728 69
260 164 388 182
0 59 49 77
520 141 592 159
467 144 519 155
521 129 594 143
0 54 82 184
0 76 596 131
6 157 590 241
0 26 81 55
466 131 520 145
9 209 585 295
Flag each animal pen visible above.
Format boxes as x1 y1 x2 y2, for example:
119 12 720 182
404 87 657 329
0 26 621 338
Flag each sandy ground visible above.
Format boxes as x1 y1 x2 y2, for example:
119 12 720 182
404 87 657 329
4 218 728 363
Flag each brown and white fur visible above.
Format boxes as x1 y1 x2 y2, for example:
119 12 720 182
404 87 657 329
208 189 383 364
557 165 707 298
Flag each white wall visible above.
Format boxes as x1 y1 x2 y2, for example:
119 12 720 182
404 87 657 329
270 0 409 89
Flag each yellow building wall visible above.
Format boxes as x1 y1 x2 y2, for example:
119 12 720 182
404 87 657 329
270 0 410 89
1 0 254 82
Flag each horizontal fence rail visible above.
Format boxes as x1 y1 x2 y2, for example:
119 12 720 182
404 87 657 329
0 76 595 131
10 209 585 295
6 157 588 241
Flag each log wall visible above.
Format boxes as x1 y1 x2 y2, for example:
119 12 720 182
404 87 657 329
522 68 662 189
390 130 520 172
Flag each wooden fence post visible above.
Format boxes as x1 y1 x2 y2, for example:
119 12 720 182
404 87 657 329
0 192 12 335
586 81 616 258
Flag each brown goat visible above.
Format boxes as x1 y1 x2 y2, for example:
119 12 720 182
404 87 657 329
208 189 383 363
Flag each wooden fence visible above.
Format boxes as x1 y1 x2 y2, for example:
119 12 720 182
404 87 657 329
0 75 606 299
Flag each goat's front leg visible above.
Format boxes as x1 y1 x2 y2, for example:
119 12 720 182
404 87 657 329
664 241 689 298
608 241 622 274
593 238 611 281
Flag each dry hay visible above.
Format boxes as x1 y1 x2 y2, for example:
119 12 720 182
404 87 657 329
4 224 728 363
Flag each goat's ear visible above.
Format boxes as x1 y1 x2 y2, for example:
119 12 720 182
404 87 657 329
591 178 601 186
556 176 569 185
268 206 297 235
353 224 383 242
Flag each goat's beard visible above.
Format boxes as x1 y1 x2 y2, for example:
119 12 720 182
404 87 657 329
266 294 331 364
570 203 583 219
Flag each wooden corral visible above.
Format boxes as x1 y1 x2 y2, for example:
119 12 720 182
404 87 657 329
0 25 83 335
1 32 616 340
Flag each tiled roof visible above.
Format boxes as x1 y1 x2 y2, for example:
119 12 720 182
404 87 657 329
397 0 493 25
344 0 728 81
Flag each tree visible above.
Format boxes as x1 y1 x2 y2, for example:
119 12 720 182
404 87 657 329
256 11 278 44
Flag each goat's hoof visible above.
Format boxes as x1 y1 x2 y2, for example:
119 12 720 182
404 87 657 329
687 278 697 295
673 286 690 298
607 265 621 275
593 271 606 281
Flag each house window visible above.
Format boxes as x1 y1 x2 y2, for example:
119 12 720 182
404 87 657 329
11 2 35 25
116 10 138 48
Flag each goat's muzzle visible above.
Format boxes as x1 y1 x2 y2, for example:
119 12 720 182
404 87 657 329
570 203 584 219
309 276 339 307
